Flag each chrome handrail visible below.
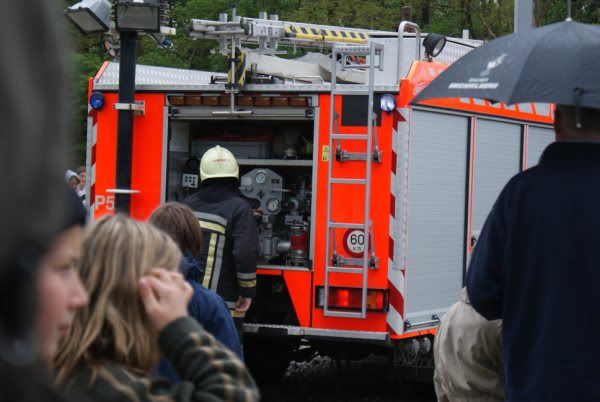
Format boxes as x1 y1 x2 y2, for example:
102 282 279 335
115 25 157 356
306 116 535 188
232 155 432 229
396 21 422 83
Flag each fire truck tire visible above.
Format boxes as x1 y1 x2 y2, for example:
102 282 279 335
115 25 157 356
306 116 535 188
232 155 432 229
244 337 293 385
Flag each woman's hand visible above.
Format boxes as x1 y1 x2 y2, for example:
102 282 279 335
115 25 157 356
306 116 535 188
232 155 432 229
138 268 193 332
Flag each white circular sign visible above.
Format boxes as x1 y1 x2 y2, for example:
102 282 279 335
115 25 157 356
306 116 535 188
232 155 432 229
345 230 365 256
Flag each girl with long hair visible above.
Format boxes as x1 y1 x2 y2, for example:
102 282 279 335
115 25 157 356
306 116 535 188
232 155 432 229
54 215 258 402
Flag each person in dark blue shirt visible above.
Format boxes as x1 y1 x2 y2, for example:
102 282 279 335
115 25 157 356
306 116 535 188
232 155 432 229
467 105 600 401
149 203 243 382
180 252 243 359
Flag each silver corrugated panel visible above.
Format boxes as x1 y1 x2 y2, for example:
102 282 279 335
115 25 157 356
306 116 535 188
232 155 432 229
405 110 468 318
527 126 554 168
472 120 521 233
94 62 224 89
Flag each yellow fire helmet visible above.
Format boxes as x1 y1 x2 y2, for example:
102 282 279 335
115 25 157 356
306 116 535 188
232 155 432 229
199 145 239 182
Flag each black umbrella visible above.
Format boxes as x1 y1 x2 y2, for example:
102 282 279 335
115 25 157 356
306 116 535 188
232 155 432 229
412 21 600 111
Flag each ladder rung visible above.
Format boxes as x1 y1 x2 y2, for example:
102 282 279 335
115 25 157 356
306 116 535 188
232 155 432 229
330 178 366 185
331 134 368 140
328 222 366 229
323 309 364 319
327 266 363 274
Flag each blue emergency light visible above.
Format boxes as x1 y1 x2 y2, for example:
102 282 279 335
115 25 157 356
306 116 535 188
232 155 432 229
380 93 396 113
89 91 105 110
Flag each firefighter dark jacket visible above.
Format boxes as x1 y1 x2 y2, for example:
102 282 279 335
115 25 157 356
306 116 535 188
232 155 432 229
184 181 258 302
467 141 600 401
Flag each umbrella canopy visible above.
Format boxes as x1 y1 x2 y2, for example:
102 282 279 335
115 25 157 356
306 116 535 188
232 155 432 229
412 21 600 110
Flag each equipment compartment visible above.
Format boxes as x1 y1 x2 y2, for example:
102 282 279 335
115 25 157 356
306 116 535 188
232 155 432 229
166 117 315 269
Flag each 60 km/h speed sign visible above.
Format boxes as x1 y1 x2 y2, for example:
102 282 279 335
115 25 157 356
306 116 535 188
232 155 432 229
343 229 366 257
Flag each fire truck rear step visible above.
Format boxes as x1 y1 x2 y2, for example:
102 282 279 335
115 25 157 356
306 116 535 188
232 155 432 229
244 323 388 341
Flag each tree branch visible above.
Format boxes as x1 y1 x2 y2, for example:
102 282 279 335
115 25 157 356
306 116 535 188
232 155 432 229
471 6 498 38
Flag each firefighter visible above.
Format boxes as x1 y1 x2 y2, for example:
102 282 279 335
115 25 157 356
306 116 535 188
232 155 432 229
183 145 257 343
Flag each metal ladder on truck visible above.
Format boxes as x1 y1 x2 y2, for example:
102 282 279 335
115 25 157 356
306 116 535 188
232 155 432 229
324 41 384 318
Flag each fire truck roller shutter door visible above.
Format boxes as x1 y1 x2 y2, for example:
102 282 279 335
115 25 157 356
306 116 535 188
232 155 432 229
472 120 521 237
404 110 468 321
526 126 555 169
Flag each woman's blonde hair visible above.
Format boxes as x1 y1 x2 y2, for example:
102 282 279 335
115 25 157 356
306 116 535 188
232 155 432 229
54 214 182 384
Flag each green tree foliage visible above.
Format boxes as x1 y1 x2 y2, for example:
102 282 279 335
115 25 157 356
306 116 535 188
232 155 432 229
65 0 598 163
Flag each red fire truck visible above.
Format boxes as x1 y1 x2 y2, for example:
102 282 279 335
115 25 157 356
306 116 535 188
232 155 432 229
86 11 554 381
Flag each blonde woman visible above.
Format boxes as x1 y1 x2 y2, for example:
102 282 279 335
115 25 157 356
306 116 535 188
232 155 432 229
54 215 259 402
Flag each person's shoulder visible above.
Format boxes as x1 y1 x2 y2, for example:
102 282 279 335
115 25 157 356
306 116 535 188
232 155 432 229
182 192 200 206
189 280 212 301
189 280 228 309
495 166 543 201
230 196 255 215
229 195 252 207
508 165 556 203
507 166 540 186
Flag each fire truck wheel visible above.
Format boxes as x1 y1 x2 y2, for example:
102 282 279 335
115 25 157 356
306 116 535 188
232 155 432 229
244 337 293 385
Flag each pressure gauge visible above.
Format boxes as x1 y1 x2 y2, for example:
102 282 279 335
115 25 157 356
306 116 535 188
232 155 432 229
255 172 267 184
266 198 280 213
